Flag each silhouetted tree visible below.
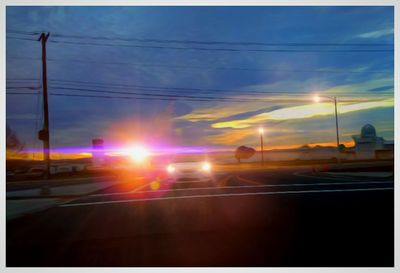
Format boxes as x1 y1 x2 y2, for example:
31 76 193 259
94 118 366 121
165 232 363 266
6 125 26 158
235 146 256 163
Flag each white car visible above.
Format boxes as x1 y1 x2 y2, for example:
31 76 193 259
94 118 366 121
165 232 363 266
166 161 213 182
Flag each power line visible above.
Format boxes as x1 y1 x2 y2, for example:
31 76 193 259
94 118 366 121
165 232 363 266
49 92 218 102
7 92 40 95
7 88 384 103
48 85 378 103
7 29 393 47
6 117 40 120
49 80 308 96
6 86 41 90
7 78 41 81
46 92 294 103
49 79 391 98
6 78 392 99
8 56 392 75
50 79 286 95
51 34 395 47
6 36 37 42
46 92 382 104
47 58 391 74
13 33 392 53
5 77 392 98
7 30 42 35
48 86 268 102
9 31 392 52
49 39 393 53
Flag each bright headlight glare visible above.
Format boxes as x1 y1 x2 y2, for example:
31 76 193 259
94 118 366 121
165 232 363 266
128 145 150 163
167 164 175 173
202 162 211 171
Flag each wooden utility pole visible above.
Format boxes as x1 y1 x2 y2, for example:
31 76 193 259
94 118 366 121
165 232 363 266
38 32 51 179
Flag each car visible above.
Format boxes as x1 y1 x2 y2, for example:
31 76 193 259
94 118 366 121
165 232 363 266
25 167 45 178
166 160 213 182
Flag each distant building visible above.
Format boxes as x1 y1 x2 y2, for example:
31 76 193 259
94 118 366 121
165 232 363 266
375 140 394 160
352 124 391 159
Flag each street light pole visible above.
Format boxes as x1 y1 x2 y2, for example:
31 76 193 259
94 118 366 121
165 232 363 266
314 95 341 164
333 96 341 164
333 97 340 148
259 127 264 165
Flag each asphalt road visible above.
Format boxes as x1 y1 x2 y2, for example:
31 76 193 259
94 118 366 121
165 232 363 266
6 167 394 266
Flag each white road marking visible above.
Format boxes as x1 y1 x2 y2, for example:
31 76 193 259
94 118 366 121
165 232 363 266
60 186 393 208
293 171 368 181
128 181 154 193
89 179 393 198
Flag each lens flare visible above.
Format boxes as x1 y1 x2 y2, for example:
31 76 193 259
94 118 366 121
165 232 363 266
128 145 150 162
201 162 211 172
167 164 175 173
150 177 161 191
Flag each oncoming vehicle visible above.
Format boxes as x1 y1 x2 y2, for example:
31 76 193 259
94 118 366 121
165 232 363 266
166 155 213 182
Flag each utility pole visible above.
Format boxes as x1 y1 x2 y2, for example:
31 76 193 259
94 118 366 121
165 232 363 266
38 32 51 179
313 95 341 165
334 96 341 164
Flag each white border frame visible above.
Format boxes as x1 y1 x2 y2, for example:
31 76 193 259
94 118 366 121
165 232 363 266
1 1 398 272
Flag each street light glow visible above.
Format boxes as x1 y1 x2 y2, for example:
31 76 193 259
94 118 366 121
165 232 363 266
258 127 264 134
201 162 211 172
167 164 175 173
313 95 321 103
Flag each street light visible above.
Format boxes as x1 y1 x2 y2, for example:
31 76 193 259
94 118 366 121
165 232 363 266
258 127 265 165
313 94 341 163
313 95 321 103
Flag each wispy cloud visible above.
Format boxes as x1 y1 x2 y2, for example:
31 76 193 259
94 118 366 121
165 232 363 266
357 28 394 39
211 98 393 129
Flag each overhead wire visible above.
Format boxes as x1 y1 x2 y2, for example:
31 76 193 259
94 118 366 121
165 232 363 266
48 39 393 53
7 29 393 47
6 56 391 75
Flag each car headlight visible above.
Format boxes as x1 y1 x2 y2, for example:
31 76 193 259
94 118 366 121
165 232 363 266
167 164 175 173
201 162 211 172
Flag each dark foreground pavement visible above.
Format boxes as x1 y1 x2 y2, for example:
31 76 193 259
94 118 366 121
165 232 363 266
6 169 394 267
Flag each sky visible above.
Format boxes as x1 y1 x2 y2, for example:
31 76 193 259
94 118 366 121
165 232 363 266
6 6 394 157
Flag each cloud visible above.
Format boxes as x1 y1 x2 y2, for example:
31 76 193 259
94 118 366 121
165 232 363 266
357 28 394 39
211 98 394 129
212 106 282 123
313 77 394 97
206 127 307 146
176 100 276 122
206 128 255 146
367 85 393 92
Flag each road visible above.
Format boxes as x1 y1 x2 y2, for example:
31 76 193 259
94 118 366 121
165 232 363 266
6 167 394 266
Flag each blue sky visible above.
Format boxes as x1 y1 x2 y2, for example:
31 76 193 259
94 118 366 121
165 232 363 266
6 6 394 154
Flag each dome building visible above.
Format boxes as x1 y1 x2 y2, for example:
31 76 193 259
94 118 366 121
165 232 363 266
352 124 385 159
